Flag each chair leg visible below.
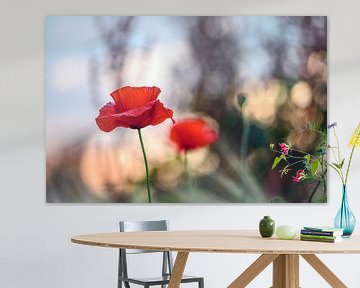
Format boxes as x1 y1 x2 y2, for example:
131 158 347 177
198 278 204 288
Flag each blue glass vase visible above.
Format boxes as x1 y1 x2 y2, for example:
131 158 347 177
334 185 356 237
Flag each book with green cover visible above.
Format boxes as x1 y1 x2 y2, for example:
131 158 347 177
300 234 340 240
300 236 342 243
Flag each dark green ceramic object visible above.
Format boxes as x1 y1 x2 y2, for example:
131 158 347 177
259 216 275 237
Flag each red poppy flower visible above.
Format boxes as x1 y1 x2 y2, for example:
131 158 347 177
170 118 218 151
96 86 174 132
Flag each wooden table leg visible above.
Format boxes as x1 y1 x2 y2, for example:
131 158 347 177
168 252 189 288
228 254 279 288
288 254 299 288
272 254 299 288
301 254 347 288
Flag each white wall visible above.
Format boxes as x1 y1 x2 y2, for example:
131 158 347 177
1 0 360 287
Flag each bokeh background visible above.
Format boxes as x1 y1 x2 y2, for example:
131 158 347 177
46 16 327 203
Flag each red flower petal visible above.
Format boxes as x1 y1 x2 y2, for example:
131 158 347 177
96 100 174 131
170 118 218 151
148 100 175 126
110 86 161 112
96 86 174 132
95 102 119 132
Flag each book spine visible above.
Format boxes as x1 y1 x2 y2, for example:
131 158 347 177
300 234 337 240
300 237 337 243
301 230 335 236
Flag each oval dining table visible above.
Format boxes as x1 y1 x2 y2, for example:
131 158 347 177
71 230 360 288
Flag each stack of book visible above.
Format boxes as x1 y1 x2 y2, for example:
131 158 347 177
300 226 344 243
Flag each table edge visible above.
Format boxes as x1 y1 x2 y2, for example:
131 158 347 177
71 236 360 254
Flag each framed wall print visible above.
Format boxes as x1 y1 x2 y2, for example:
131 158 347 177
46 16 327 203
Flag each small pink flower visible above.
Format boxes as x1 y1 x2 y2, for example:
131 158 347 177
293 169 305 183
279 143 290 155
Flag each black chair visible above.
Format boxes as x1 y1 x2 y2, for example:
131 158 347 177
118 220 204 288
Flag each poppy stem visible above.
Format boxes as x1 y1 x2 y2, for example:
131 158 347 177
137 129 151 203
184 150 194 195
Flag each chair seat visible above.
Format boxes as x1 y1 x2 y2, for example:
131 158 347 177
119 274 203 286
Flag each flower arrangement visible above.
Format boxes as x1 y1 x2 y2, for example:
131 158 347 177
270 122 360 202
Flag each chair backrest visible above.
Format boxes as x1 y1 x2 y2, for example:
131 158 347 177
118 220 174 281
119 220 169 254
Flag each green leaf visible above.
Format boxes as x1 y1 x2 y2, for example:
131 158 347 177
339 158 345 169
304 154 311 163
332 159 345 169
270 143 274 149
272 154 285 169
310 160 319 176
332 162 341 169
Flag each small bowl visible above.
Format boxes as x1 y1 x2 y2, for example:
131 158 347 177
275 225 297 240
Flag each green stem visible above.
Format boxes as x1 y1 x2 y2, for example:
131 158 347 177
333 127 342 164
184 150 193 193
321 159 344 183
270 148 307 160
289 148 308 155
308 158 327 203
287 160 305 167
345 145 356 185
330 147 339 165
345 129 360 185
321 154 327 201
240 119 250 162
333 127 345 181
137 129 151 203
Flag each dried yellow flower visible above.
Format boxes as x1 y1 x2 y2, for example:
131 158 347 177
349 122 360 147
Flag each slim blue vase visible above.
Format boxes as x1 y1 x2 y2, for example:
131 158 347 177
334 185 356 237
